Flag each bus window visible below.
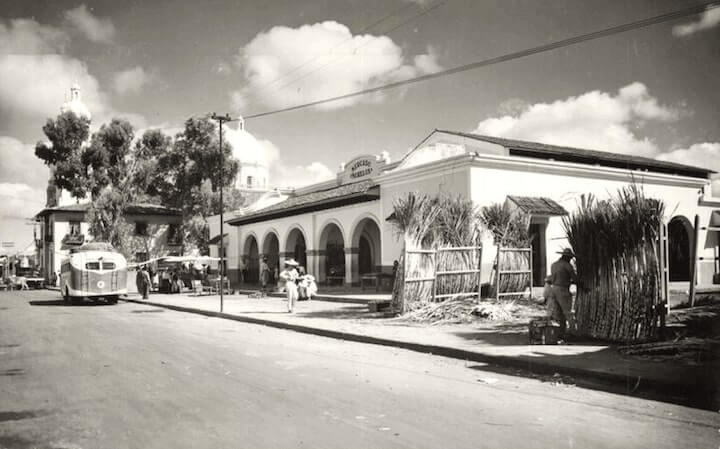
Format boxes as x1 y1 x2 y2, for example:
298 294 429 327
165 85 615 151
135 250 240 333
86 262 100 270
102 262 115 270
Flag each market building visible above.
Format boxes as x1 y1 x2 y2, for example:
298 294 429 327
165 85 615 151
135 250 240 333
219 129 720 290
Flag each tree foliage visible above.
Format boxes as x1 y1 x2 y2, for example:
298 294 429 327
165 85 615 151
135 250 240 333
35 111 91 199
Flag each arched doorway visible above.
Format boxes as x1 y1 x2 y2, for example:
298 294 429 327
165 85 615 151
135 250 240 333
668 216 693 282
243 235 259 284
262 232 280 280
319 223 345 284
286 228 307 271
352 218 381 276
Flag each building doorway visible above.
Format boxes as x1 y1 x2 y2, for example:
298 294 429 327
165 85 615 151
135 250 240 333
528 222 546 287
286 228 307 271
353 218 382 280
243 235 259 284
319 223 345 284
668 216 693 282
262 232 280 279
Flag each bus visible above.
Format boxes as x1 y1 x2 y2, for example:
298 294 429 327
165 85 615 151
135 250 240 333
60 242 127 304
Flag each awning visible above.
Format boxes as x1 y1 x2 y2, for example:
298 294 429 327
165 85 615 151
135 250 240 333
506 196 568 216
710 210 720 229
208 233 228 245
228 180 380 226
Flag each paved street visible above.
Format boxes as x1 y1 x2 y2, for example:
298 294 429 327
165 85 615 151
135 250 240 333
1 290 717 449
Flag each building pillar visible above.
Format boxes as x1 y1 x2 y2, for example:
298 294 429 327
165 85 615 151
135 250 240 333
345 247 359 286
308 249 325 283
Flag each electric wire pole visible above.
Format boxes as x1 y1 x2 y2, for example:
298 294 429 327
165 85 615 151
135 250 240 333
210 113 236 313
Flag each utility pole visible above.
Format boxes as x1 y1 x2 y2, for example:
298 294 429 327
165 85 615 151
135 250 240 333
210 113 234 313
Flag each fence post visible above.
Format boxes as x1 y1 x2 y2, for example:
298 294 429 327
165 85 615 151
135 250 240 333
495 246 501 300
431 249 437 302
528 247 533 300
690 214 700 307
477 246 482 302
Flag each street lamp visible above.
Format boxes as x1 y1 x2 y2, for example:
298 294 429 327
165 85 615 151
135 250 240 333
210 113 243 313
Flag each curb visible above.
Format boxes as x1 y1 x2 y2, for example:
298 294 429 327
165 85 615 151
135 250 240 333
235 289 382 304
122 298 711 406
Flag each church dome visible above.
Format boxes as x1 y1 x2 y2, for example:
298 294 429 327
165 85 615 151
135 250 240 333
60 84 91 120
223 124 272 167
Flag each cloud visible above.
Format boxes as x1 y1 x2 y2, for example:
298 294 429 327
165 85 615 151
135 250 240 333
0 18 70 54
473 82 680 157
273 161 335 189
658 142 720 195
64 4 115 43
0 136 50 189
222 124 333 189
0 15 146 136
231 21 442 111
672 6 720 37
0 183 46 220
113 66 151 95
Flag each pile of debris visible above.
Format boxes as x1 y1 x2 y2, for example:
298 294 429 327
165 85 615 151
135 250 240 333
396 297 541 325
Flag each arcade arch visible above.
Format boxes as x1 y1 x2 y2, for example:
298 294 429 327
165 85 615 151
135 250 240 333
242 234 259 284
668 216 693 282
318 222 345 283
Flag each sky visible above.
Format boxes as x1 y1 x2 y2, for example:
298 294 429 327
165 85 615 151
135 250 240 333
0 0 719 251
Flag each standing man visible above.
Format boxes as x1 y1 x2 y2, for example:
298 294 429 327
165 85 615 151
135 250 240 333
279 259 299 313
141 265 151 300
135 266 146 299
260 256 270 293
547 248 577 341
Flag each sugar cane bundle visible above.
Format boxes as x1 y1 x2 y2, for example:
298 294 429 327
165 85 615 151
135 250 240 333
480 203 531 298
389 193 484 314
563 184 665 343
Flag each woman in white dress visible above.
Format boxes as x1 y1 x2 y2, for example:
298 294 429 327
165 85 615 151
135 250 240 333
279 259 299 313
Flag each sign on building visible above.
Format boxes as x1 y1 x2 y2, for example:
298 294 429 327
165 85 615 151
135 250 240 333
1 242 14 248
337 154 390 184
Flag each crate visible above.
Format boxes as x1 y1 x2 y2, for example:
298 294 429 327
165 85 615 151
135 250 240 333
529 319 561 345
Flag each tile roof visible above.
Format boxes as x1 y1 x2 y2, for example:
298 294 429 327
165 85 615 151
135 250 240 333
506 196 568 216
435 130 714 179
228 180 379 225
35 202 181 218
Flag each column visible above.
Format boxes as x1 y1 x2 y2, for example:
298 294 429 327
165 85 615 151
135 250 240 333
345 247 359 286
308 249 325 283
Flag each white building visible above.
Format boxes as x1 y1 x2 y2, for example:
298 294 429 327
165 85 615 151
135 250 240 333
218 129 719 290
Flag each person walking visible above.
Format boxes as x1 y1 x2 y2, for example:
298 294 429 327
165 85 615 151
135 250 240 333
279 259 299 313
547 248 578 341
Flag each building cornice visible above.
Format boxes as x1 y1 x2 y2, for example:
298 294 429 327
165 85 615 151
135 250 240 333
377 152 709 190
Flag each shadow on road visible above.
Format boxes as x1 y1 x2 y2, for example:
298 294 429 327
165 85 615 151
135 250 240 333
29 299 113 307
0 410 49 423
0 368 25 377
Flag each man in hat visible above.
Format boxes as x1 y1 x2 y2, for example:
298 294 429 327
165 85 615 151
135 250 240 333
547 248 578 341
279 259 299 312
260 256 271 292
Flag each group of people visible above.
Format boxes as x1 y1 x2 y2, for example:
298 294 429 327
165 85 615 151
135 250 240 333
278 258 318 313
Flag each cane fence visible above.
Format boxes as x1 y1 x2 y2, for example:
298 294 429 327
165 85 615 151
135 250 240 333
399 246 483 310
492 247 533 300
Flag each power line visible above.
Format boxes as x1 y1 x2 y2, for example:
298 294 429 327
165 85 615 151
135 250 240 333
244 1 719 120
260 0 449 100
244 1 421 98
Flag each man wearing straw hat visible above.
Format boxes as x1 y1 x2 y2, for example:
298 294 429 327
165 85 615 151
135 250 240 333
547 248 578 341
279 259 300 313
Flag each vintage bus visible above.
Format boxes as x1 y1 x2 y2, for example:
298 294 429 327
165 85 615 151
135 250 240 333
60 242 127 304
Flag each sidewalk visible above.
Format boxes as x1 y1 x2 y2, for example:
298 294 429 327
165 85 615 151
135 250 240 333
125 291 717 409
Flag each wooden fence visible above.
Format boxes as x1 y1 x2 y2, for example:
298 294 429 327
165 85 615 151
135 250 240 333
492 247 532 300
395 246 482 311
